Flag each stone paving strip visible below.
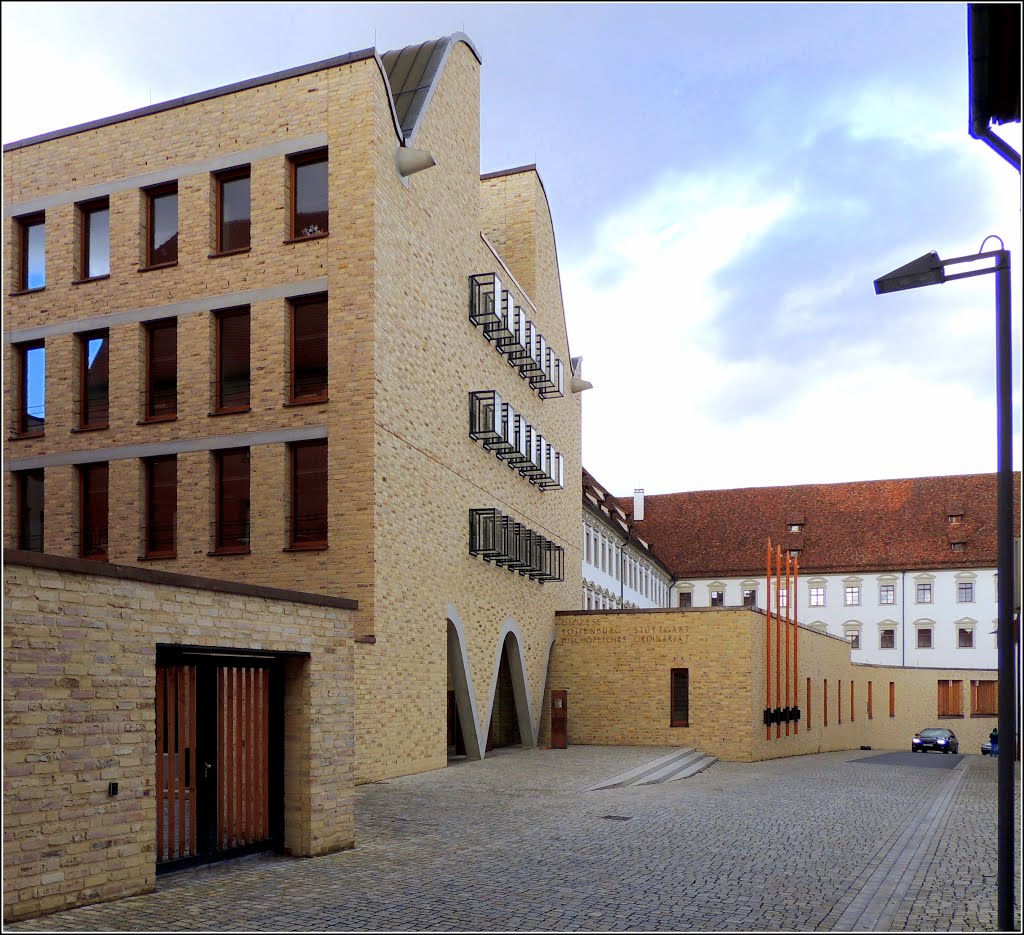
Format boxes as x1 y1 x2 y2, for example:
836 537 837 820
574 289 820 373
5 746 1018 932
830 757 970 930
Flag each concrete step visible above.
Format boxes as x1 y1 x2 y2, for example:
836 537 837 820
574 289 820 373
583 748 696 792
634 749 710 785
662 753 718 782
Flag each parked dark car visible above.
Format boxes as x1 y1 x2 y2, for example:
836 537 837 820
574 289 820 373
912 727 959 754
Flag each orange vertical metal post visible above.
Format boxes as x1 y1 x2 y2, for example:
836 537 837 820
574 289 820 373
785 549 791 736
793 557 800 734
766 539 772 740
775 544 782 739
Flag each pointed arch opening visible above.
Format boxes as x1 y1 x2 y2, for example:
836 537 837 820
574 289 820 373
486 627 535 752
446 614 482 761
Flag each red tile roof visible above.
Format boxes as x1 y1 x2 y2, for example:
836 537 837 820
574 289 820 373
616 473 1020 579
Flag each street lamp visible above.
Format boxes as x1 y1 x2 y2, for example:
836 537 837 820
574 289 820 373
875 236 1016 932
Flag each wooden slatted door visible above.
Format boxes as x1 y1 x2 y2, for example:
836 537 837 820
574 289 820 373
215 663 271 852
156 654 279 872
156 664 199 864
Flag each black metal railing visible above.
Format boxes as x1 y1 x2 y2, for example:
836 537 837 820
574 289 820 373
469 508 564 582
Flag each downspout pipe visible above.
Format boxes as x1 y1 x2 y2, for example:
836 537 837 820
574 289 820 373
901 570 906 668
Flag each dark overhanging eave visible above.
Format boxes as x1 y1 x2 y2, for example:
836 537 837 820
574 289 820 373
3 47 377 153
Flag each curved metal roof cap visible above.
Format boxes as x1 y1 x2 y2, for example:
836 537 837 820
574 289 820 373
382 33 481 143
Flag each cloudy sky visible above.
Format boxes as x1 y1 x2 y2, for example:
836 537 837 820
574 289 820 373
3 2 1020 495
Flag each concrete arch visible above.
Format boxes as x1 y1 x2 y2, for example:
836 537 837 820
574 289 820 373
486 618 538 749
446 605 483 760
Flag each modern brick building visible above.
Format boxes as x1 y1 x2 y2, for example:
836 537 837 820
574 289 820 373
4 33 582 917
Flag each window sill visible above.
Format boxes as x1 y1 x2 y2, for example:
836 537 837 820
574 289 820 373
282 544 328 553
209 407 251 417
138 261 178 273
138 552 177 561
10 286 46 297
208 548 252 557
72 275 111 286
9 431 45 441
81 554 109 562
138 415 178 425
208 247 251 259
970 713 998 718
670 721 690 728
937 714 965 719
71 424 109 434
283 232 329 245
284 397 329 407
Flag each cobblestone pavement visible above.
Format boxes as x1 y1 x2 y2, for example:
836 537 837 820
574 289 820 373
7 746 1020 932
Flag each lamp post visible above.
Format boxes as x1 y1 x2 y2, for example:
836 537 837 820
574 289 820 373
874 237 1016 931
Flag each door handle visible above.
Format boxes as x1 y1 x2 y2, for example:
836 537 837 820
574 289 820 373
203 761 213 781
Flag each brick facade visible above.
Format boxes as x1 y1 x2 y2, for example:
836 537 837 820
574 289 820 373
542 608 999 759
3 555 355 922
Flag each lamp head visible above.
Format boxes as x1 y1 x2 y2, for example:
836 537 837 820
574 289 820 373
873 251 945 294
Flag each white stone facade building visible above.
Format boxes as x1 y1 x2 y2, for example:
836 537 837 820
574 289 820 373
581 470 671 610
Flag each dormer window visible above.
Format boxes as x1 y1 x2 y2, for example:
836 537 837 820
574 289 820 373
947 514 963 525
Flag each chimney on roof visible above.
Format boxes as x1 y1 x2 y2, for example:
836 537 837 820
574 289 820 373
633 488 645 522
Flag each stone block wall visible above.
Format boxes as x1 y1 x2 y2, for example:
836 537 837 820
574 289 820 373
3 554 355 923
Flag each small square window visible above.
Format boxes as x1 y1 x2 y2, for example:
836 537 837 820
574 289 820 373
710 590 724 607
879 584 895 605
917 628 932 649
947 513 963 525
16 212 46 290
844 585 860 606
809 586 825 607
916 583 933 604
290 149 328 239
788 548 801 558
958 627 974 649
788 523 803 532
957 582 975 603
880 629 895 649
950 542 966 553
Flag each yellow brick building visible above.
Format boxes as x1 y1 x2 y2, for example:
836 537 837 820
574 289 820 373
4 33 581 917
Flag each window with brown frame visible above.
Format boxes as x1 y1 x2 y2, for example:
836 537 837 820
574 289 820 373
867 681 873 719
837 680 842 724
889 681 896 717
145 182 178 267
806 677 812 729
971 679 998 716
215 448 250 553
78 197 110 279
79 462 109 560
958 627 975 648
670 668 689 727
823 678 828 726
916 627 933 649
290 149 328 239
937 679 964 717
710 590 724 607
678 592 692 608
16 469 44 552
289 294 328 402
145 319 177 420
15 340 45 436
214 167 251 253
78 330 109 429
215 307 250 412
144 455 177 558
850 681 855 722
290 439 327 548
16 212 46 290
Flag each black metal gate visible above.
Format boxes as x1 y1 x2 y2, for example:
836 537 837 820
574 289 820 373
155 650 283 872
